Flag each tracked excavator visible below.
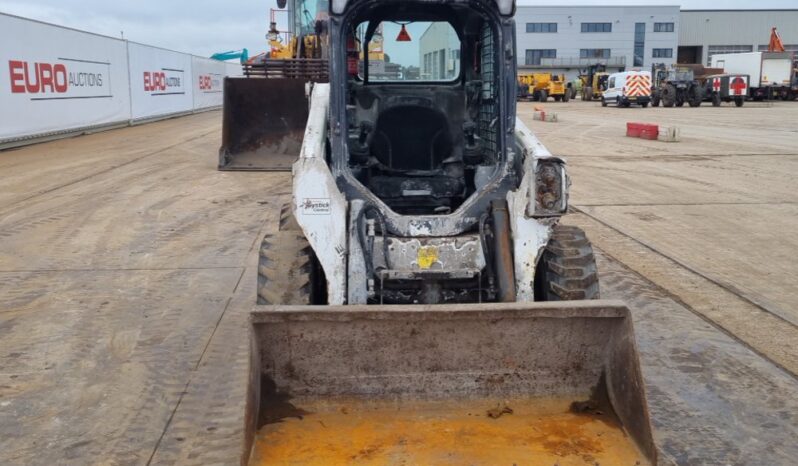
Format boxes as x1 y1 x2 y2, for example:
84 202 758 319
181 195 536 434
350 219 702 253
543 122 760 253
242 0 657 464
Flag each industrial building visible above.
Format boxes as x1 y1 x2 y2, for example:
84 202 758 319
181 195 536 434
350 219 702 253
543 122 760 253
419 21 460 80
679 9 798 65
513 6 798 79
515 5 680 79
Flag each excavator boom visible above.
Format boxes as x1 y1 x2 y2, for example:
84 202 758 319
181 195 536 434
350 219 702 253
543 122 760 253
769 27 786 52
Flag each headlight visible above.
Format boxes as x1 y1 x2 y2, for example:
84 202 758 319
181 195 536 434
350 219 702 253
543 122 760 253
495 0 516 16
332 0 348 14
534 160 568 216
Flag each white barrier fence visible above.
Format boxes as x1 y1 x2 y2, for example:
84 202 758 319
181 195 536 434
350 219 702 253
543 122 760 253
0 13 240 147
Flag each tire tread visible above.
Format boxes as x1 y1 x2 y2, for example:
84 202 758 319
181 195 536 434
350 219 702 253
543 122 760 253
535 225 600 301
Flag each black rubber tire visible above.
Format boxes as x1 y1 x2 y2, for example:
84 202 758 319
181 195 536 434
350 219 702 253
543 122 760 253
539 90 548 102
534 225 600 301
563 91 570 102
257 204 326 305
584 86 593 101
641 102 649 108
652 94 661 107
662 85 676 107
712 93 721 107
735 98 745 107
601 97 608 107
688 87 703 107
554 95 562 102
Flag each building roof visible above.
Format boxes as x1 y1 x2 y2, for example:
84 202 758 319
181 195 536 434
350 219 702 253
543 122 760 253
682 9 798 12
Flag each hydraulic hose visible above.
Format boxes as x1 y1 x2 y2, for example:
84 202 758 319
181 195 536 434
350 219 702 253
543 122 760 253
356 205 392 280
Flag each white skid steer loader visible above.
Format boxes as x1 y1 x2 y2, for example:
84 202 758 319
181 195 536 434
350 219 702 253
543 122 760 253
243 0 657 464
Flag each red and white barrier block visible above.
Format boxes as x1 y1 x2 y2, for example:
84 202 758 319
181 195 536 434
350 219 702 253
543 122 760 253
532 110 558 123
626 122 680 142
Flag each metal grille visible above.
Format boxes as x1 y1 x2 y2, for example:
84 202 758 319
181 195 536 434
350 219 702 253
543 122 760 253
478 23 497 159
243 59 329 82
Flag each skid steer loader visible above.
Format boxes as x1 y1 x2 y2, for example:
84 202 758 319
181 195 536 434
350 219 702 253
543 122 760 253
244 0 657 464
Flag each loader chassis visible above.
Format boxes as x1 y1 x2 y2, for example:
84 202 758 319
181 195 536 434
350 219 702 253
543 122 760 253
250 1 654 464
278 0 591 306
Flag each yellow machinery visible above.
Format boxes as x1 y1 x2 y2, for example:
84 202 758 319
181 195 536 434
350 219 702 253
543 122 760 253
517 72 570 102
517 74 535 100
218 2 329 171
267 21 324 60
579 64 610 101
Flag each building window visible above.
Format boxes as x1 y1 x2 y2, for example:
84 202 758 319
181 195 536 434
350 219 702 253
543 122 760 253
525 49 557 65
580 48 611 59
707 45 754 65
653 48 673 58
526 22 557 33
654 22 674 32
758 44 798 51
634 23 645 67
581 23 612 33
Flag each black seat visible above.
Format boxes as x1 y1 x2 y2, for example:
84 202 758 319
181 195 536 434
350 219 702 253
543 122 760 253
370 105 453 171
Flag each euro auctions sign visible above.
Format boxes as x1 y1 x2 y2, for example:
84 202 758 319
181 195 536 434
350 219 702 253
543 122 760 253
198 73 222 93
8 58 112 100
143 69 185 95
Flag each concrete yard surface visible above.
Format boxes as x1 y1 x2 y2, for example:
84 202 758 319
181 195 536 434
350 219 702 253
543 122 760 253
1 102 797 465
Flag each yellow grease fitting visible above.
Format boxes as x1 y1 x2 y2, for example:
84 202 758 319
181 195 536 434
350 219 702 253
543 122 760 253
417 246 439 270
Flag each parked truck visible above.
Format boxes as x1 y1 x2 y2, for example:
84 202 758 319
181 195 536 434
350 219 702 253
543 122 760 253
704 74 750 107
602 71 652 107
517 72 570 102
712 51 796 101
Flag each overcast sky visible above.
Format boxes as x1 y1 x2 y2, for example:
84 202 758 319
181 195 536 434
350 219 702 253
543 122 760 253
0 0 794 58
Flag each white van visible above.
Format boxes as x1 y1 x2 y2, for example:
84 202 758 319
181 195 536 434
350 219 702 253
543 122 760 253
602 71 652 107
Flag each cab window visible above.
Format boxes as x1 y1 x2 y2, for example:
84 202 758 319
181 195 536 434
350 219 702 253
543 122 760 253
357 21 461 81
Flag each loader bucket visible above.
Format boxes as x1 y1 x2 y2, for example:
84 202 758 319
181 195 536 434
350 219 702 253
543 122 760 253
218 78 309 171
244 300 657 465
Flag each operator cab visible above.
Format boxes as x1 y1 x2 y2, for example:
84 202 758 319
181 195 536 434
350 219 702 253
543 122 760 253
340 1 509 215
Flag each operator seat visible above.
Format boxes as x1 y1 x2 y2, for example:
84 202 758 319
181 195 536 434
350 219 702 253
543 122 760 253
367 104 466 213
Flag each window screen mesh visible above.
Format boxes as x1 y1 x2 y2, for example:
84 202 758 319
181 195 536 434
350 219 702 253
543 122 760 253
478 23 497 159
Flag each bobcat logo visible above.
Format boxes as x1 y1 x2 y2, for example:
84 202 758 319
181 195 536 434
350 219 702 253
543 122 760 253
300 198 331 215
